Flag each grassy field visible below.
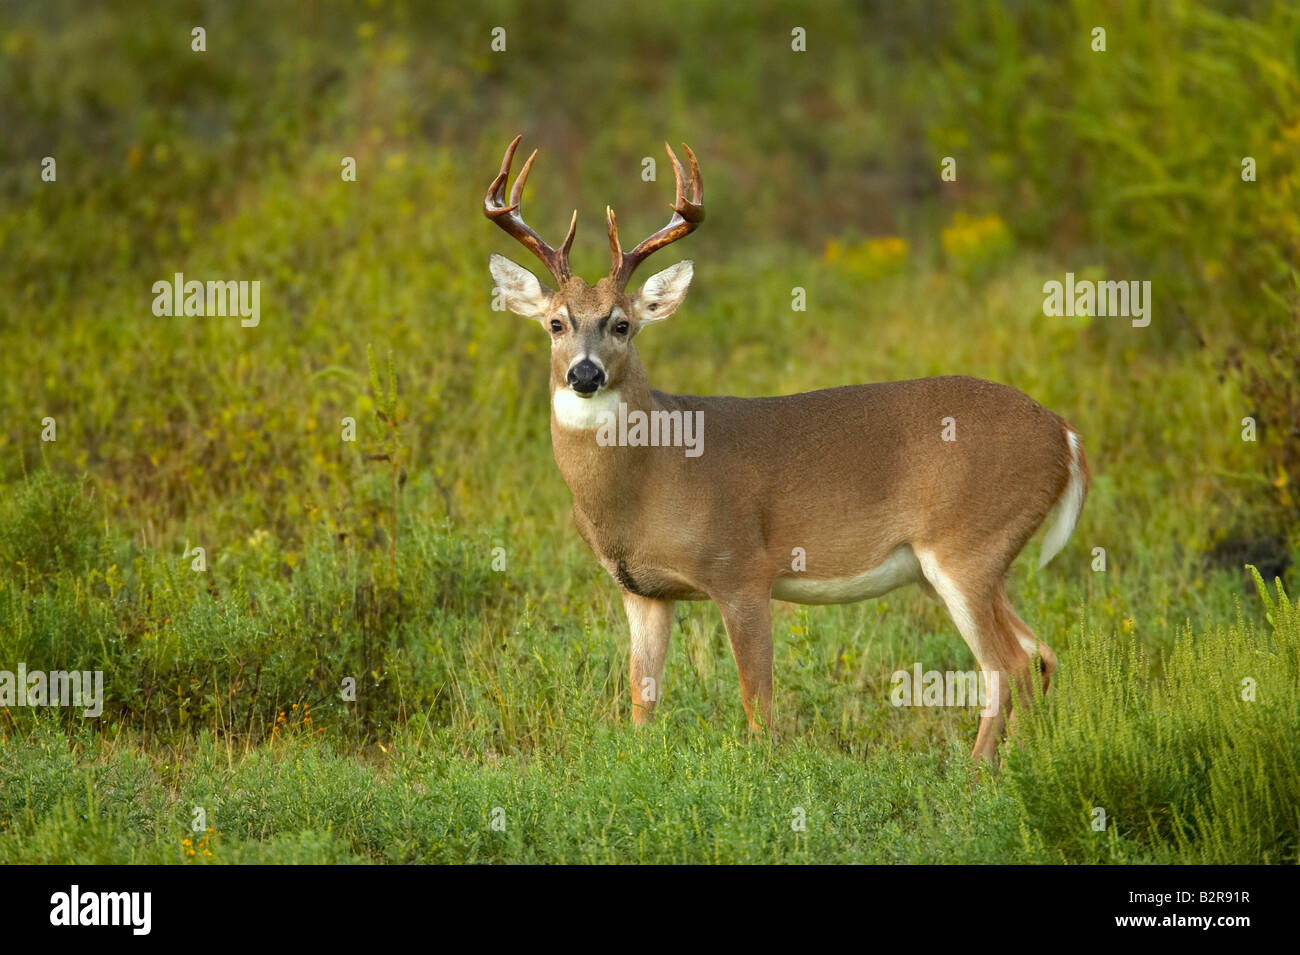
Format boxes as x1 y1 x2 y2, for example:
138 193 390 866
1 0 1298 864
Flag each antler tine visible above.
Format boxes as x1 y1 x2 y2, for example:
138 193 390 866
483 135 574 286
559 208 577 261
486 134 522 207
509 147 538 209
682 142 702 204
606 206 624 282
607 141 705 291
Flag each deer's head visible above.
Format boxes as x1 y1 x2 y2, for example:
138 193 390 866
485 136 704 399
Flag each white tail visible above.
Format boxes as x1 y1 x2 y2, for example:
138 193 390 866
1039 429 1087 568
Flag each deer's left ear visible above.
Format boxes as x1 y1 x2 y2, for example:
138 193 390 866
633 260 693 324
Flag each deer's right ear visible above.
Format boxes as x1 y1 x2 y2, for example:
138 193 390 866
489 253 552 321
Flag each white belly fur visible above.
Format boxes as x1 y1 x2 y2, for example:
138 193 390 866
771 544 922 605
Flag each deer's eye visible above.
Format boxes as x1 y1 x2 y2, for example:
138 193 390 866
614 320 630 336
549 319 564 334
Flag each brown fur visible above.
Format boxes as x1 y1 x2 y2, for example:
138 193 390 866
486 141 1088 762
543 310 1088 761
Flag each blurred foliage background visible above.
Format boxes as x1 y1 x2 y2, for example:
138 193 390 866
0 0 1298 863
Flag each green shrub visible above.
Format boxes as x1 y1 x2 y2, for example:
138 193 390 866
1004 568 1300 863
0 470 101 582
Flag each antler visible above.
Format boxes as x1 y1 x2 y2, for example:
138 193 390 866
607 142 704 291
484 135 577 286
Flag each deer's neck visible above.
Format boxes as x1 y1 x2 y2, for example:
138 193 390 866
548 348 657 527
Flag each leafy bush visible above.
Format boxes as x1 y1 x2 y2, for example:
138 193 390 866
1004 568 1300 863
0 470 101 582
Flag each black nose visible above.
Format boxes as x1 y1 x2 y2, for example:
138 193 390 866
567 359 606 395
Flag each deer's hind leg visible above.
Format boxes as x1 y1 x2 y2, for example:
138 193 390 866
995 591 1057 738
1005 596 1057 695
914 550 1037 763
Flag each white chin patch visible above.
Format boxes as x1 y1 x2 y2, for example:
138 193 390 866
553 388 621 430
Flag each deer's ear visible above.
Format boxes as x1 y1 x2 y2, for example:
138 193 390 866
490 254 552 321
633 260 693 324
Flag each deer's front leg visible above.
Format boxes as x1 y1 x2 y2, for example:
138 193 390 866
717 594 774 735
623 591 675 725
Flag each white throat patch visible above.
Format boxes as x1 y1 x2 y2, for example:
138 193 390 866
553 388 622 430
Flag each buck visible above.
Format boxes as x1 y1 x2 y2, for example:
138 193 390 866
485 135 1089 762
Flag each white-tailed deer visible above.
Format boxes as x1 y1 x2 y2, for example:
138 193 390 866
485 135 1089 762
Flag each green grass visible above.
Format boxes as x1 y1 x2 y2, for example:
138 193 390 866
1 0 1298 863
2 570 1295 864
